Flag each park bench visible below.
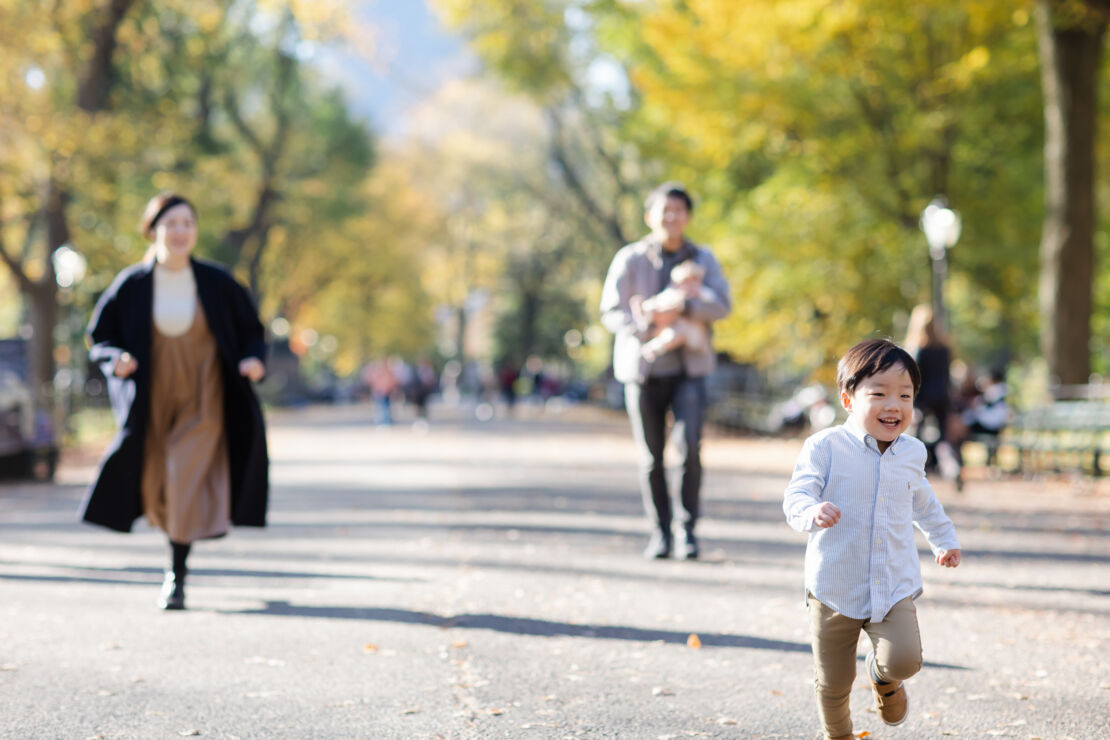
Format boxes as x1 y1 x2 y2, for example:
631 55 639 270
706 392 781 434
976 388 1110 477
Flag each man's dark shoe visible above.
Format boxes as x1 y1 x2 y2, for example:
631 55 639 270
678 527 699 560
158 571 186 610
643 530 673 559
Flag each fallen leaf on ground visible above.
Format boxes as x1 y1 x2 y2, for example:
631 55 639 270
716 717 738 725
485 708 504 715
177 731 201 737
770 689 783 696
451 641 468 649
363 644 379 653
855 732 871 738
686 634 701 649
400 708 420 715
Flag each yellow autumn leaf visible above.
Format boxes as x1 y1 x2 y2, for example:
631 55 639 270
686 633 702 649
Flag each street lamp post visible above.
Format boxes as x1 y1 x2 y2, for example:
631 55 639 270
920 197 961 334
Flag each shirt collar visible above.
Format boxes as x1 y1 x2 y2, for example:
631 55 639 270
646 237 695 261
843 414 904 455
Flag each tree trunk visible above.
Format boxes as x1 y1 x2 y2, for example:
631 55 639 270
520 285 539 359
26 281 58 410
27 178 69 408
1036 2 1104 386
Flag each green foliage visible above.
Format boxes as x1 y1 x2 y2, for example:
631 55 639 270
437 0 1055 381
0 0 425 383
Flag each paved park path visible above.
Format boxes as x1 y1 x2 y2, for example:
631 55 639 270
1 402 1108 739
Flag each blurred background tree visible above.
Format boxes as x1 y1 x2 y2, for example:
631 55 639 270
434 0 1110 388
0 0 421 412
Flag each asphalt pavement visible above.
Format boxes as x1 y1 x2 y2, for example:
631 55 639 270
1 401 1108 739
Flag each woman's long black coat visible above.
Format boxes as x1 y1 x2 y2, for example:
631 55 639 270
80 258 269 533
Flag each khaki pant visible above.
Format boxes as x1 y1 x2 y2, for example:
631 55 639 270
807 594 923 739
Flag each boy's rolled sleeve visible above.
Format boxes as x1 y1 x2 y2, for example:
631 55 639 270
912 475 960 555
783 436 830 533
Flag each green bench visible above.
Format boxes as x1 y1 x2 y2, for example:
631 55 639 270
992 399 1110 476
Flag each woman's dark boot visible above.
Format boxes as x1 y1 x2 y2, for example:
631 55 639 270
159 541 190 610
158 570 185 610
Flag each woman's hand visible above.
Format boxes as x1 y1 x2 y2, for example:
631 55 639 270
238 357 265 383
114 352 138 378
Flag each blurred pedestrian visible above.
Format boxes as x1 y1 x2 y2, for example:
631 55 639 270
904 304 959 482
81 192 269 610
962 367 1009 437
600 181 732 560
497 360 519 413
783 339 961 740
408 358 439 420
364 358 398 425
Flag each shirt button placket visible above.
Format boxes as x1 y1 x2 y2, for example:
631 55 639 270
871 456 887 621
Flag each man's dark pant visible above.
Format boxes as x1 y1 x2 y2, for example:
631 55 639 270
624 374 707 534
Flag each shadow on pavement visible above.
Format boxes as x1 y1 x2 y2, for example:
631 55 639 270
232 600 811 652
0 562 419 587
228 600 968 670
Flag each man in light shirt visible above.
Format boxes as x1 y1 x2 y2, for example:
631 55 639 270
599 182 731 560
783 338 961 740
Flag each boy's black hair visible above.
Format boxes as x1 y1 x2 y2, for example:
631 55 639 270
644 181 694 214
836 338 921 396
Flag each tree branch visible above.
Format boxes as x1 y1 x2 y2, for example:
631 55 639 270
567 86 640 205
223 89 266 157
544 107 629 246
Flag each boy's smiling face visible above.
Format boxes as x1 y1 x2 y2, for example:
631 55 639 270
841 363 915 452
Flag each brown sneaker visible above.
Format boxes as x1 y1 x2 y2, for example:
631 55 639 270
867 650 909 726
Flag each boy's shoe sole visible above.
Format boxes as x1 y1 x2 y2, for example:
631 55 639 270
866 650 909 726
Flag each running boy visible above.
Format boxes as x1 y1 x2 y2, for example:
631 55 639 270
783 338 961 740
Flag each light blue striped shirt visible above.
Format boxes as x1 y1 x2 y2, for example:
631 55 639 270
783 416 960 623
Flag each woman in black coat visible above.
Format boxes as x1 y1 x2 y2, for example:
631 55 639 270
81 192 269 610
905 304 958 482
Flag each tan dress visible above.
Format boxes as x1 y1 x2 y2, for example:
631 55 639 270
141 299 231 543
